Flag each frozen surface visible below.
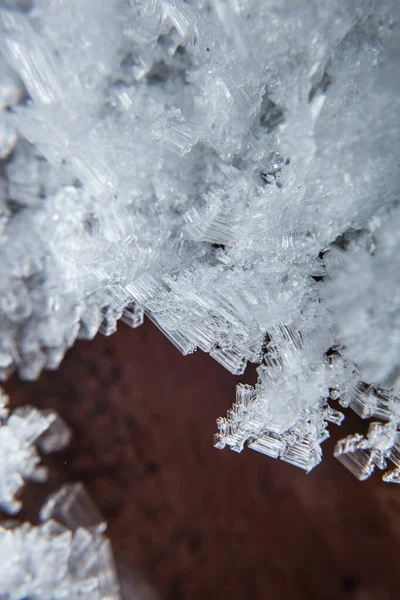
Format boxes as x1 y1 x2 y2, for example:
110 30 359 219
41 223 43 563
0 1 399 472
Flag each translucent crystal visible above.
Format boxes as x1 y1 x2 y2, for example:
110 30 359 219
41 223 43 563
0 9 63 105
0 0 399 477
0 485 120 599
36 409 72 453
0 388 121 598
0 390 71 514
215 323 345 471
334 421 400 482
340 382 400 422
40 483 107 534
121 302 144 329
334 435 376 481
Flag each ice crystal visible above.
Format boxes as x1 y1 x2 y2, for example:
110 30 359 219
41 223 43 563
214 324 345 470
0 1 399 473
335 421 400 482
0 387 71 514
0 484 121 600
0 390 121 599
334 385 400 483
324 209 400 387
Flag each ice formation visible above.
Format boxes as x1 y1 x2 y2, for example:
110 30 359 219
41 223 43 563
0 387 121 599
0 483 121 600
334 383 400 482
0 1 399 474
0 386 71 513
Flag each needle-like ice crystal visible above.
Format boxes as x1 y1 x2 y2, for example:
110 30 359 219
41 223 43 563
0 1 399 474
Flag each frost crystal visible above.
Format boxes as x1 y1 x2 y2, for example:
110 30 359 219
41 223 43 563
0 484 121 600
0 388 71 514
334 386 400 483
0 390 121 598
335 421 400 482
214 324 345 471
0 1 399 474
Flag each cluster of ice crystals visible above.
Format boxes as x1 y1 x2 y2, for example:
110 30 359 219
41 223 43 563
0 2 399 471
0 484 121 600
0 389 121 598
214 322 345 471
0 387 71 514
334 422 400 483
324 208 400 387
334 384 400 482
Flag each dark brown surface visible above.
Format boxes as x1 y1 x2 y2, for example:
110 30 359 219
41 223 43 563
4 321 400 600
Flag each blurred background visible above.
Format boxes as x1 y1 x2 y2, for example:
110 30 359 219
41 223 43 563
3 320 400 600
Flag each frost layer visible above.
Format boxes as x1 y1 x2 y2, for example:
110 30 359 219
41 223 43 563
0 1 399 472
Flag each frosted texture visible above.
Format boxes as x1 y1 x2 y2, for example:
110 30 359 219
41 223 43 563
0 484 120 600
0 389 121 599
334 384 400 482
0 1 399 473
334 422 400 482
0 387 71 514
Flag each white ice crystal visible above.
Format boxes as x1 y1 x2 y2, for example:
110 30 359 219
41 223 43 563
214 323 346 470
324 208 400 387
333 384 400 482
0 390 121 599
0 1 399 473
0 483 121 600
0 387 71 514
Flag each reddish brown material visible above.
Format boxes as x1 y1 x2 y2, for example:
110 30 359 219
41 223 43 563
4 321 400 600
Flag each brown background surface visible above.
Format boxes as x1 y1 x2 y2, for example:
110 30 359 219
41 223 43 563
3 321 400 600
